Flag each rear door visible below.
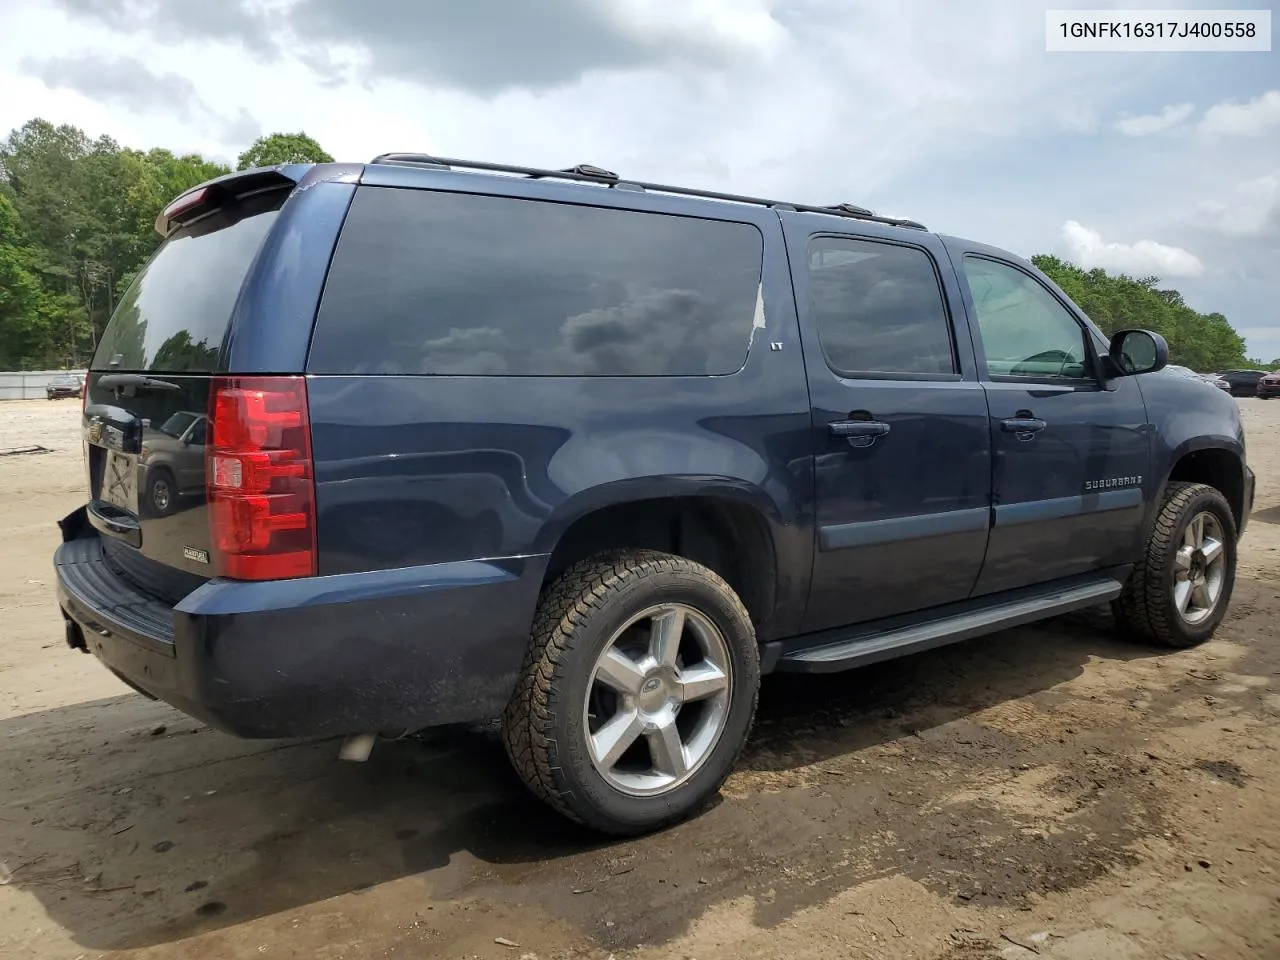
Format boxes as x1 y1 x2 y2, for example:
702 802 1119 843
83 183 291 598
783 216 993 633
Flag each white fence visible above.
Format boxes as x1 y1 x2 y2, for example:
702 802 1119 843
0 370 88 401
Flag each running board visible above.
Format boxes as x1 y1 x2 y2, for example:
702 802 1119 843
774 575 1125 674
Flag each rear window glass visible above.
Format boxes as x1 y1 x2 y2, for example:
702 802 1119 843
92 189 287 373
308 187 764 376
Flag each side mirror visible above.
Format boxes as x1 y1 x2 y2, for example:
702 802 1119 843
1107 329 1168 376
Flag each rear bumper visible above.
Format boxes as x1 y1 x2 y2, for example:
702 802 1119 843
54 511 547 738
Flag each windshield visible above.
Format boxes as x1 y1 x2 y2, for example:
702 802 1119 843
92 188 288 373
157 411 198 439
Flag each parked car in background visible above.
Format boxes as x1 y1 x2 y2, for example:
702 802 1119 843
1257 371 1280 399
45 374 84 400
1217 369 1268 397
139 411 209 516
1205 372 1232 392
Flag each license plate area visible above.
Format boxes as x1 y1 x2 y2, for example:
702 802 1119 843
101 449 139 514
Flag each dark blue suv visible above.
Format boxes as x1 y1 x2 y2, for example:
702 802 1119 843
55 156 1254 836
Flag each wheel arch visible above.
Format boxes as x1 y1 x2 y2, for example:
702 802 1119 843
1159 439 1246 532
535 479 800 642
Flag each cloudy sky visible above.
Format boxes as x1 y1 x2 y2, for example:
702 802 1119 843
1 0 1277 360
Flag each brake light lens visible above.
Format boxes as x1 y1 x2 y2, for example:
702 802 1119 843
162 186 208 223
207 376 316 580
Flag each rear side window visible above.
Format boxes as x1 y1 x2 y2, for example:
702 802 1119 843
309 188 764 376
93 189 287 373
807 237 956 377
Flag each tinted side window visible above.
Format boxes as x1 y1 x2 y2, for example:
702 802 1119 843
962 257 1091 380
807 237 955 376
309 188 764 376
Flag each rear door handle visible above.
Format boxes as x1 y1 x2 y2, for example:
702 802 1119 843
1001 417 1047 440
829 419 890 448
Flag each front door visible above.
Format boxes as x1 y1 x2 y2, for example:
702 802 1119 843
949 250 1151 596
787 222 993 634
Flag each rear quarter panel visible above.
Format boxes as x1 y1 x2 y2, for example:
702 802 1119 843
305 176 816 639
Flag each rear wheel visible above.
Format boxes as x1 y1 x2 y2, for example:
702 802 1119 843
1114 481 1236 648
503 550 760 835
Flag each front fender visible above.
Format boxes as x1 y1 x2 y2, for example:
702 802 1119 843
1141 368 1247 532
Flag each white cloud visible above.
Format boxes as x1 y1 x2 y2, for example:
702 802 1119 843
1054 102 1100 134
20 52 261 145
1195 171 1280 237
1198 90 1280 137
1236 327 1280 360
1113 102 1192 136
1060 221 1203 277
0 0 1276 342
0 0 1170 200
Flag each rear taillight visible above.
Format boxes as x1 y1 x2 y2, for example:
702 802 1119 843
207 376 317 580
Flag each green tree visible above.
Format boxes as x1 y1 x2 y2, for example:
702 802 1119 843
0 192 86 367
236 132 333 170
1032 255 1249 372
0 117 229 367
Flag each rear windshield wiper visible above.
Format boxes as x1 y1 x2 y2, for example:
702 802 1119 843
97 373 182 393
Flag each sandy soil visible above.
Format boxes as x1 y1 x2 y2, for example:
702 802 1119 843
1 396 1278 960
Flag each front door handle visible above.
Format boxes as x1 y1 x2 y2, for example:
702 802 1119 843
830 419 890 448
1001 416 1047 441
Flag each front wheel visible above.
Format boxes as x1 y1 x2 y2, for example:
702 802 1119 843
503 550 760 835
1114 481 1237 648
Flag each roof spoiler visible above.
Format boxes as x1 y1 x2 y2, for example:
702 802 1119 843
153 163 362 236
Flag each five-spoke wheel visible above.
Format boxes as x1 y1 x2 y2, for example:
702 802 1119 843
1172 510 1226 625
503 550 760 835
1115 481 1237 648
584 603 732 796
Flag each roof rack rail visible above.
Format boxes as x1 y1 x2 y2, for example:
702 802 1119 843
367 153 927 230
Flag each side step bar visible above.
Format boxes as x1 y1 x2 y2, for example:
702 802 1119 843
774 575 1125 674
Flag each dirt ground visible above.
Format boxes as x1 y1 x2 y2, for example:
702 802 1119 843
1 397 1278 960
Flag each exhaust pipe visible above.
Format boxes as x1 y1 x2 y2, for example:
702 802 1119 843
338 732 377 762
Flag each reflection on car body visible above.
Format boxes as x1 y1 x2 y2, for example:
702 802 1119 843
139 410 207 516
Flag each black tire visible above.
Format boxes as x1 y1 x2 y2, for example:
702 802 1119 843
1113 481 1237 648
502 549 760 836
146 468 176 517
